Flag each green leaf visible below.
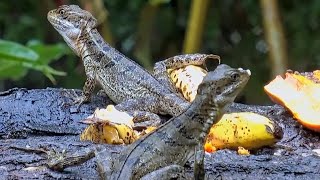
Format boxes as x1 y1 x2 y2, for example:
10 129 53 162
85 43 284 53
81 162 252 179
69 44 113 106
24 41 68 84
0 39 38 62
22 62 66 84
42 65 67 84
0 60 27 80
27 40 71 64
0 40 68 83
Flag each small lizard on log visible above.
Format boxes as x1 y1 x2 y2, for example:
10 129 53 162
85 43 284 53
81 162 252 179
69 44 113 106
46 64 250 179
47 5 220 125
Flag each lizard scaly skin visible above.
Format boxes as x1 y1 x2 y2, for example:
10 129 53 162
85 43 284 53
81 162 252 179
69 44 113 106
104 64 250 179
47 5 220 125
47 64 250 179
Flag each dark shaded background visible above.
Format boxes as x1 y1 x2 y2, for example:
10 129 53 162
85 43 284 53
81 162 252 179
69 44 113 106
0 0 319 104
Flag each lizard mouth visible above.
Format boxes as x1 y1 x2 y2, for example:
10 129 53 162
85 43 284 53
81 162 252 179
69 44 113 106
47 10 75 31
47 16 69 31
222 72 250 97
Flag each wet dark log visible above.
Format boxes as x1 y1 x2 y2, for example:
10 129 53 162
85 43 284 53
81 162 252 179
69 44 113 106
1 88 320 179
0 88 112 139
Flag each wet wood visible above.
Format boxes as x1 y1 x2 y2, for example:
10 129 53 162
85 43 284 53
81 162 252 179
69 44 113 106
1 88 320 179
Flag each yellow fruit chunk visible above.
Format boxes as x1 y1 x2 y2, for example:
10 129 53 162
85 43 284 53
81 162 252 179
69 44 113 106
135 126 157 138
168 65 282 153
313 70 320 80
237 147 250 155
204 142 217 153
80 105 136 144
81 123 125 144
205 112 281 152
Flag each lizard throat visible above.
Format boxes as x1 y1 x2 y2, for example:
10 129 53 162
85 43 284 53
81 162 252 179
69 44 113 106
182 95 223 143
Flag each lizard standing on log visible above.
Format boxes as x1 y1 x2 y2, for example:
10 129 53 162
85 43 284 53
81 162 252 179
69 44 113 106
46 64 251 179
47 5 220 125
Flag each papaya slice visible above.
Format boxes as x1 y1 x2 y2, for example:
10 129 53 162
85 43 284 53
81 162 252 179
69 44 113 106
264 71 320 132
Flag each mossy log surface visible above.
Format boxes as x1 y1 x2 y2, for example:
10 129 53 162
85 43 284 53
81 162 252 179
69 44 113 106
0 88 320 179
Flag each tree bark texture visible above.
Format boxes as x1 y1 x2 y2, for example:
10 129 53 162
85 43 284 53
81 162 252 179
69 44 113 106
0 88 320 179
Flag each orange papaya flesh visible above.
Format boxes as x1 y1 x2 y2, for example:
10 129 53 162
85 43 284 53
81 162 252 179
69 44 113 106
264 71 320 132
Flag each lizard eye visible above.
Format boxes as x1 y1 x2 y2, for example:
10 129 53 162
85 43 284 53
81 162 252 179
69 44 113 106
59 9 65 15
230 72 240 81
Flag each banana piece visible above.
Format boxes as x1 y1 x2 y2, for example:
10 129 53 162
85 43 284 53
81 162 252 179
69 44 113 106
168 65 283 153
204 112 282 152
80 105 137 144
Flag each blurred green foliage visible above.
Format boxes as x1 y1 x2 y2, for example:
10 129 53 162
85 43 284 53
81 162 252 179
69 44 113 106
0 40 68 83
0 0 319 104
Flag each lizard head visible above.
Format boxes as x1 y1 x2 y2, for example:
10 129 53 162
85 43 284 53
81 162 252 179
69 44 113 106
197 64 251 109
47 5 97 54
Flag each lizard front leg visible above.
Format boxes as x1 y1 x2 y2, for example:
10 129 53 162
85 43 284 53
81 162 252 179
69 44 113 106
48 145 116 172
62 76 95 108
76 76 96 104
77 60 98 104
47 147 96 171
65 64 97 107
194 143 206 180
153 54 220 92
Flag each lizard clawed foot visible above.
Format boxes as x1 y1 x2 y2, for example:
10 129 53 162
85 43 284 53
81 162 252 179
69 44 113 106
61 89 89 111
130 111 162 127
